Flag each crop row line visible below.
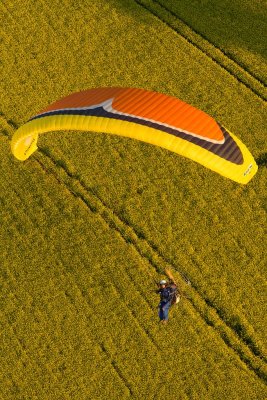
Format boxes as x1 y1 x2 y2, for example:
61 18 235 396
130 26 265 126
97 259 161 350
0 308 73 399
55 260 134 397
56 253 167 397
38 148 189 281
0 207 134 396
0 118 266 383
59 246 160 354
53 245 160 394
133 0 267 102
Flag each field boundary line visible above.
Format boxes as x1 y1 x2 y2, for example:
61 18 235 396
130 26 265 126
1 118 266 383
133 0 267 102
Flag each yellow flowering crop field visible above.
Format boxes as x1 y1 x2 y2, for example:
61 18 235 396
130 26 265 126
0 0 266 399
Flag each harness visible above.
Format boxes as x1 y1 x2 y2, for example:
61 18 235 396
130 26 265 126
159 284 180 305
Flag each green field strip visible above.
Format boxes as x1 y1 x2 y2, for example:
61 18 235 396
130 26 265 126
30 142 267 384
133 0 267 102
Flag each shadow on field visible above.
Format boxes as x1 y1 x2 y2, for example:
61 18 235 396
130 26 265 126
132 0 266 61
114 0 267 86
256 153 267 168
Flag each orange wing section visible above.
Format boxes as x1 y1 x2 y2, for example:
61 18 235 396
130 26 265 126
113 89 223 142
40 88 223 142
40 88 122 112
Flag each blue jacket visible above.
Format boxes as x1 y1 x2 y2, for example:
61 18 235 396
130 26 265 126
158 287 173 304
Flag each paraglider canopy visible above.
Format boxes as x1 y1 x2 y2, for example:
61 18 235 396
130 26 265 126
11 87 257 184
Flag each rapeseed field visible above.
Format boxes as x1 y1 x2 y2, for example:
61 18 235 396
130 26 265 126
0 0 266 399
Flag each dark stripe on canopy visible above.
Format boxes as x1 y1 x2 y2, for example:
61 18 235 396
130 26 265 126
31 107 244 164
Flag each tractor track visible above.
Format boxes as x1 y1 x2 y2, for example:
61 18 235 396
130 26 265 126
1 115 267 384
133 0 267 102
